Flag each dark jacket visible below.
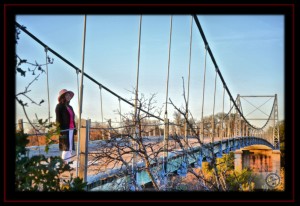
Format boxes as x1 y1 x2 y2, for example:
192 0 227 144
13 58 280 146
55 103 76 151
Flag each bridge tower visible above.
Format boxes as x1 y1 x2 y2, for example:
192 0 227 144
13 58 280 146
272 94 280 149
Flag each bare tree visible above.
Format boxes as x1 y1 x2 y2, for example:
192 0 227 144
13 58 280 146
88 90 169 191
86 82 259 191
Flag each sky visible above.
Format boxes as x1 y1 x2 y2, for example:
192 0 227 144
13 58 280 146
15 15 284 132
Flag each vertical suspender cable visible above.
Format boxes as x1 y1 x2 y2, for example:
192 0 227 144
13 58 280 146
211 70 218 143
163 15 173 177
76 14 87 178
185 16 193 149
221 87 225 142
234 95 239 137
76 69 80 110
119 98 122 138
99 86 104 139
44 47 51 124
229 99 232 138
164 15 173 132
99 86 104 123
132 15 142 189
200 46 208 144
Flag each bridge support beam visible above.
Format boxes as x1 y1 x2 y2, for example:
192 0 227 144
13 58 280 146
272 150 281 175
234 149 243 172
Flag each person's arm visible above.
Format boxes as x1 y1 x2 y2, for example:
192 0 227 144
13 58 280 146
55 104 63 134
70 105 77 135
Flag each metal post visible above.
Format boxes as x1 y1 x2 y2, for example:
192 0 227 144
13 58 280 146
79 119 90 183
18 119 23 133
76 14 87 178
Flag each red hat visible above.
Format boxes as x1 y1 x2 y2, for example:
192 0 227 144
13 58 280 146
58 89 74 102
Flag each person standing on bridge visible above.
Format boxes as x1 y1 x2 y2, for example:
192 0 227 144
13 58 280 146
55 89 77 164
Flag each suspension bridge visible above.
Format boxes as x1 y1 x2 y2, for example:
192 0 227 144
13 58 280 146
16 15 281 191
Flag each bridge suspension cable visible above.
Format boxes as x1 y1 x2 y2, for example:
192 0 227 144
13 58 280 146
17 16 281 189
192 15 266 131
15 21 164 124
18 16 278 139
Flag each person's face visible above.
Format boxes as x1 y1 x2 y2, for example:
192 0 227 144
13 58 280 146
65 93 71 102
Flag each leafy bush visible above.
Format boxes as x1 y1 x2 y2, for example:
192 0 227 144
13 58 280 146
15 131 87 191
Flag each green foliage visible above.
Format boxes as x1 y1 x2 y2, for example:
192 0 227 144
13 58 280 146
38 119 60 153
15 24 86 192
278 120 285 143
175 184 188 191
274 167 285 191
225 169 256 191
203 152 235 172
16 131 30 156
66 176 89 191
217 152 235 171
278 120 285 167
202 152 258 191
221 153 258 191
15 131 87 191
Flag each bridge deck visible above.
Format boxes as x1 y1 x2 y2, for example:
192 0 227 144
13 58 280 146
25 136 273 190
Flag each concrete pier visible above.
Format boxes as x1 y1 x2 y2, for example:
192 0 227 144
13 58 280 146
234 147 281 189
